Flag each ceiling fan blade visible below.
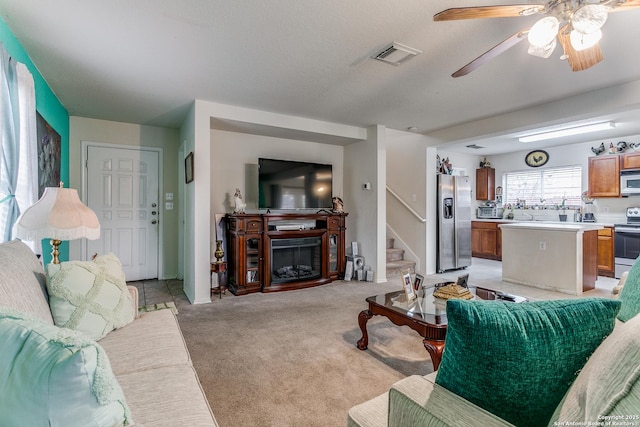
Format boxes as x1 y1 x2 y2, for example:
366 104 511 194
452 30 529 77
557 28 603 72
609 0 640 11
434 5 544 21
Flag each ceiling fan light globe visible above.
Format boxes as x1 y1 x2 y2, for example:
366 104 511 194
528 16 560 47
528 39 557 58
572 4 608 34
570 29 602 51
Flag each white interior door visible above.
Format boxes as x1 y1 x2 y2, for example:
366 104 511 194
86 145 159 281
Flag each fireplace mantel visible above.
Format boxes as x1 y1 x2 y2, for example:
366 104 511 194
224 212 348 295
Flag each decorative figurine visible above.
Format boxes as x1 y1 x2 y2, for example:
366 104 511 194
233 188 246 214
436 155 453 174
617 141 628 153
332 196 344 213
479 157 491 168
443 157 452 174
591 142 605 156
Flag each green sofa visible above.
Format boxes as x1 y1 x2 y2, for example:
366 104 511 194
348 276 640 427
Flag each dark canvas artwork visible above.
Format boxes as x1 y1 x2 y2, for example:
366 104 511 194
36 112 61 197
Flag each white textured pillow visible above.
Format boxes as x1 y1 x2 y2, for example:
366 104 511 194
46 253 134 340
550 313 640 424
0 306 133 426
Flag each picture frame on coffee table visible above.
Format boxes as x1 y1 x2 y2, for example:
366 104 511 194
401 269 416 301
413 274 424 292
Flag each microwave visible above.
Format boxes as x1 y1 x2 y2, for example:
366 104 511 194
621 169 640 196
476 206 504 219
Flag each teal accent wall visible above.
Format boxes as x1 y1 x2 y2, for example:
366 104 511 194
0 17 70 263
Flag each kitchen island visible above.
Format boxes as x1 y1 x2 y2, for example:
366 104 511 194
499 222 603 295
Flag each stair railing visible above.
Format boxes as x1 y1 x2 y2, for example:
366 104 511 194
386 223 421 273
386 186 426 223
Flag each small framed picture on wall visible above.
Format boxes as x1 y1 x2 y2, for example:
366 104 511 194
185 152 194 184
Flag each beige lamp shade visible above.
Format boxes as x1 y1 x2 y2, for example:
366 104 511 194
14 186 100 242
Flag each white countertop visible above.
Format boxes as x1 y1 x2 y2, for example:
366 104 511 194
498 222 604 232
473 218 616 227
473 211 624 227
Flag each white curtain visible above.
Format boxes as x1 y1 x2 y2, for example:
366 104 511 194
0 43 37 245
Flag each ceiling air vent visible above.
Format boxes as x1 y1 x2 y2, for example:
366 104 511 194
373 42 421 66
466 144 485 149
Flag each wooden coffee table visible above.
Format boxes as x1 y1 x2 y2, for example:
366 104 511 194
356 286 526 370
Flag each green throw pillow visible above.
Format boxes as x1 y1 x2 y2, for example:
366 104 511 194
549 313 640 424
0 306 133 426
46 253 134 341
618 257 640 322
435 298 621 427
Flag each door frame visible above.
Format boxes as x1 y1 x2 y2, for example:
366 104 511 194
81 141 164 279
177 141 185 280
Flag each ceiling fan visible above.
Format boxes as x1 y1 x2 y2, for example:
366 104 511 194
433 0 640 77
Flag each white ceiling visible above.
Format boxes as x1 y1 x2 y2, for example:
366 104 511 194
2 0 640 155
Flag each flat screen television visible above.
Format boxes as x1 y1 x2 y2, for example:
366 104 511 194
258 158 332 210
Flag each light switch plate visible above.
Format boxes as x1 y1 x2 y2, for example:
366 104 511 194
165 202 174 210
165 192 174 201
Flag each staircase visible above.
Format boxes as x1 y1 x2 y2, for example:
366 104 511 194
386 237 416 278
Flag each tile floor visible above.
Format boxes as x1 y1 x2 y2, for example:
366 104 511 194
128 279 191 308
129 257 620 307
431 257 619 301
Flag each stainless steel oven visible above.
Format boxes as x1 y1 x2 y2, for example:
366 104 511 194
614 207 640 278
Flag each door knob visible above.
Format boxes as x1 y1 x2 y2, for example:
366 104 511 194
152 211 157 215
151 220 158 224
151 203 157 208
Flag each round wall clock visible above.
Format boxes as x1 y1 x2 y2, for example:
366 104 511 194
525 150 549 167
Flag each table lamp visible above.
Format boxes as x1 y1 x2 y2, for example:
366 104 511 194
14 183 100 264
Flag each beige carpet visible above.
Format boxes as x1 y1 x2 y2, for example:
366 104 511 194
176 277 447 427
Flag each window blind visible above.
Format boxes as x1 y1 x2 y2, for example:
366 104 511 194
503 166 582 208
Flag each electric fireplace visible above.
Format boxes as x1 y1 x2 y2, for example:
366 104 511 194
270 236 322 284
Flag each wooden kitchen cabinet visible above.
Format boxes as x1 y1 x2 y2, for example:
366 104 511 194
588 155 620 197
597 226 615 277
471 221 501 260
476 167 495 201
622 152 640 170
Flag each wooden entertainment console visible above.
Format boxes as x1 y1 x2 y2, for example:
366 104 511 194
225 212 348 295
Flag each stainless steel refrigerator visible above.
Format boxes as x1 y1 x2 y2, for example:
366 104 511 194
437 174 472 273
